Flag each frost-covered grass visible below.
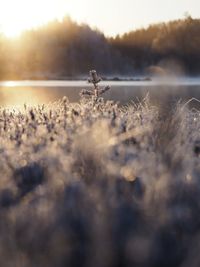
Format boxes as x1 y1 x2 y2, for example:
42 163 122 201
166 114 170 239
0 95 200 267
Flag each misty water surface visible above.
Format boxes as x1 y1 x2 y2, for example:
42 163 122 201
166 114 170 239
0 78 200 108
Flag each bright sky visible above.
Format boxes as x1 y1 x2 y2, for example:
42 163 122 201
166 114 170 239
0 0 199 37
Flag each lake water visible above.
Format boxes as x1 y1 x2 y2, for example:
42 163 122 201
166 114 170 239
0 78 200 108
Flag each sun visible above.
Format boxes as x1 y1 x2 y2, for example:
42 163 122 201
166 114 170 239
0 0 67 38
0 0 103 38
2 22 30 38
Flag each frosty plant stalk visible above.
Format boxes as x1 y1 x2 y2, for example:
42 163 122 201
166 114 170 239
80 70 110 99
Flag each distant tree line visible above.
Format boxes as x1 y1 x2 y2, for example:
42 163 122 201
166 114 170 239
110 16 200 75
0 16 199 79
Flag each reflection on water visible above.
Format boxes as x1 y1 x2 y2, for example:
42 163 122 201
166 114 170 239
0 86 83 108
0 79 200 108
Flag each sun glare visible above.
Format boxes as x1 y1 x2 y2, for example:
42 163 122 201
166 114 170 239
2 22 28 38
0 0 67 38
0 0 199 38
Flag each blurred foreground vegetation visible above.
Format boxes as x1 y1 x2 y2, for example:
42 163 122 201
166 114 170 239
0 16 199 79
1 96 200 266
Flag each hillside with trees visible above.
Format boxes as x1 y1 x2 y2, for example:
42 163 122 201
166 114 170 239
0 16 199 79
110 16 200 75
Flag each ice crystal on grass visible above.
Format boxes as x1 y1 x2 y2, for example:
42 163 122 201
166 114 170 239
0 93 200 267
80 70 110 99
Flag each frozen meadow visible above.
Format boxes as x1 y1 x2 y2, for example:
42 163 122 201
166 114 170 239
0 91 200 266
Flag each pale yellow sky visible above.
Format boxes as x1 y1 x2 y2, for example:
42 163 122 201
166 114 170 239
0 0 199 37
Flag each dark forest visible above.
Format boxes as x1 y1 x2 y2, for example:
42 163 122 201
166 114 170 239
0 16 199 79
